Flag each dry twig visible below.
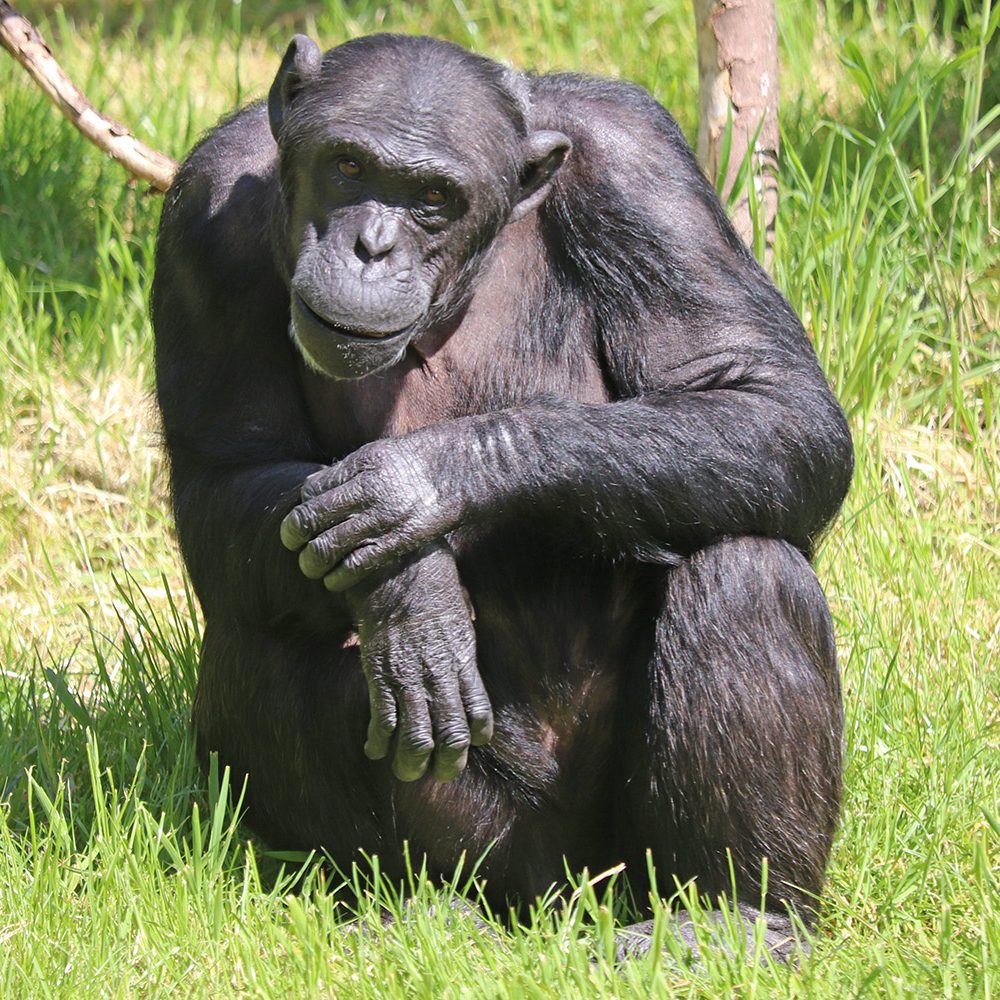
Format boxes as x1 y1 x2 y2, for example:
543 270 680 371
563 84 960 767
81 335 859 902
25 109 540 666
0 0 177 191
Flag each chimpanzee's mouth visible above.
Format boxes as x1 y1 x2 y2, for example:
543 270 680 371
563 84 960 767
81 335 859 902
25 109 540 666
295 294 408 341
290 293 415 380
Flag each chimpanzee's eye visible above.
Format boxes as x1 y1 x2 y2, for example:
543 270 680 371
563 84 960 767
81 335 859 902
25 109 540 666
337 158 362 179
420 186 448 207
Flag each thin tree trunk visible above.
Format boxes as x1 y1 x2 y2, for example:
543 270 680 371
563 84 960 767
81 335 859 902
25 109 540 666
693 0 780 266
0 1 177 191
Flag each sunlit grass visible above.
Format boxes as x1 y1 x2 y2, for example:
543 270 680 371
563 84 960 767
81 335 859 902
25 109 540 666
0 0 997 996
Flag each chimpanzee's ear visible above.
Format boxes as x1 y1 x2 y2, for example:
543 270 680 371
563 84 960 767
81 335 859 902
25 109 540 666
268 35 323 140
510 130 571 222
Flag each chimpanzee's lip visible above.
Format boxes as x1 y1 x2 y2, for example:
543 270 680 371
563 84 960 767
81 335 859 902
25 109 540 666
295 294 409 342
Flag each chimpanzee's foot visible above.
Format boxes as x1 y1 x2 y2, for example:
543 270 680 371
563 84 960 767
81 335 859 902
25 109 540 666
614 906 806 965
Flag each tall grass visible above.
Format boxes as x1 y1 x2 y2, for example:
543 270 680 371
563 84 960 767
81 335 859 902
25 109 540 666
0 1 997 996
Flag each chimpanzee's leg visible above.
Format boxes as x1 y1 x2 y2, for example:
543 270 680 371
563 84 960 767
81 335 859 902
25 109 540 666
615 536 843 958
191 619 566 898
193 623 392 857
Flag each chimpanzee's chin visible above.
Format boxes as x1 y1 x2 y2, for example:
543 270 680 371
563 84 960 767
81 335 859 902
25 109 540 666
289 304 412 379
293 328 410 379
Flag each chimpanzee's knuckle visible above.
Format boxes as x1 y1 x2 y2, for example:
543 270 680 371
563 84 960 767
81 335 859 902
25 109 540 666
399 733 435 757
299 479 321 501
343 545 366 569
302 469 334 499
453 645 477 668
468 703 493 726
299 537 333 578
349 542 390 575
439 728 470 752
368 707 394 731
371 704 397 730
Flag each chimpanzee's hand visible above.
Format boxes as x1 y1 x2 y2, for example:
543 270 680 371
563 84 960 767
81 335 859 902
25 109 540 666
347 542 493 782
280 434 465 591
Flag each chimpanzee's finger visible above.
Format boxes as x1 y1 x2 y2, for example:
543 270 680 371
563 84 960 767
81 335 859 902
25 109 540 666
297 512 388 579
300 457 361 501
458 662 494 747
392 694 434 782
428 671 472 782
364 679 397 761
323 532 409 592
280 481 371 551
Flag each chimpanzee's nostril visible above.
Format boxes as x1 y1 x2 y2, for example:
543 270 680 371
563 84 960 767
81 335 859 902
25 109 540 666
355 237 393 264
357 222 396 263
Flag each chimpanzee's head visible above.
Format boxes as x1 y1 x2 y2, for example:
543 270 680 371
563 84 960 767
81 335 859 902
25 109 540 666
268 33 570 379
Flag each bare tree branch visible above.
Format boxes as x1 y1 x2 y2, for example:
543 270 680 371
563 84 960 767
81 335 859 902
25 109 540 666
0 1 177 192
693 0 779 267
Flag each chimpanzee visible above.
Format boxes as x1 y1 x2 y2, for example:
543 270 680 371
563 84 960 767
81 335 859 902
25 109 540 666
152 33 852 958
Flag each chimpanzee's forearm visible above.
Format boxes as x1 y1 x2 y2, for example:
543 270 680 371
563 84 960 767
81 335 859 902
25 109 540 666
171 456 352 632
440 372 852 560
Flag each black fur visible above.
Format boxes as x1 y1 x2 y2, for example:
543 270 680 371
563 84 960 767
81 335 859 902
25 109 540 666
152 34 852 953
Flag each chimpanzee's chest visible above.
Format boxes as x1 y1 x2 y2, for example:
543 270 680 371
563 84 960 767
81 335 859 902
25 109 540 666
297 212 610 454
298 313 610 458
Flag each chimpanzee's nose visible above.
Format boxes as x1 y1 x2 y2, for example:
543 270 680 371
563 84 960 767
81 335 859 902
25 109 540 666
356 213 398 262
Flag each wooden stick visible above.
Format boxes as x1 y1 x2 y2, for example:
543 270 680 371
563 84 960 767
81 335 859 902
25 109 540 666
693 0 779 269
0 1 177 191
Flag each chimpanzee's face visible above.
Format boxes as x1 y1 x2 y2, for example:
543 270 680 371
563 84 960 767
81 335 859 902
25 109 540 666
269 35 529 379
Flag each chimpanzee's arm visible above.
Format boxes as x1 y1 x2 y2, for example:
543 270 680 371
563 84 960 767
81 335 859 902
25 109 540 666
152 139 346 632
158 336 350 633
155 115 493 775
285 345 850 590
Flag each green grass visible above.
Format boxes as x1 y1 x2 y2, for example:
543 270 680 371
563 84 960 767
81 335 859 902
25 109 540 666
1 0 997 995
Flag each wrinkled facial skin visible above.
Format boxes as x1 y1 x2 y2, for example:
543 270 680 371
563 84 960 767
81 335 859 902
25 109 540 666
283 133 495 380
270 37 526 380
